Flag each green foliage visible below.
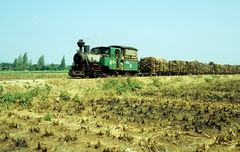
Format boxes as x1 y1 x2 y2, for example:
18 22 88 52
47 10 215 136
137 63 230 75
17 54 23 70
23 52 28 65
103 78 142 94
203 75 214 83
0 91 33 106
46 64 61 71
28 84 51 97
23 52 29 70
73 94 81 103
125 77 142 91
0 63 14 71
60 90 71 101
60 56 66 70
37 55 45 70
13 53 30 71
15 92 34 106
1 92 16 103
150 77 163 88
0 84 52 106
43 113 52 121
0 85 3 94
1 52 69 71
13 59 18 69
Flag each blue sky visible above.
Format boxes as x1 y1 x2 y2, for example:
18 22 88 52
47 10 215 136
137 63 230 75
0 0 240 65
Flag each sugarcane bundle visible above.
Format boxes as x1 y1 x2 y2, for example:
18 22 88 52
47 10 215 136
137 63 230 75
214 64 222 74
179 61 188 74
139 57 240 75
221 65 229 74
169 60 186 75
188 61 201 74
184 61 192 74
139 57 153 75
139 57 168 75
180 61 188 74
197 62 204 74
199 63 211 74
236 65 240 74
229 65 234 74
220 65 226 74
228 65 238 74
233 65 240 74
154 58 168 75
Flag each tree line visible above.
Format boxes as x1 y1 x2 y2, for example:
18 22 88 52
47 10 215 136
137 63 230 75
0 52 68 71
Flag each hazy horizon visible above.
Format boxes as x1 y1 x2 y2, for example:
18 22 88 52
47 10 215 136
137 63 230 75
1 0 240 65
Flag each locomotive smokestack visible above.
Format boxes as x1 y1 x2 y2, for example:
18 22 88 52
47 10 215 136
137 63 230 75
77 39 85 52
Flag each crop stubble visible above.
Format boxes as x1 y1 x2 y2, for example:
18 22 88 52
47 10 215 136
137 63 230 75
0 75 240 151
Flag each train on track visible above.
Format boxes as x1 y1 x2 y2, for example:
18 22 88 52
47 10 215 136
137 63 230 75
69 40 240 78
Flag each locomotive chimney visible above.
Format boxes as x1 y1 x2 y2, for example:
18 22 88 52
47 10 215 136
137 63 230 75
77 39 85 52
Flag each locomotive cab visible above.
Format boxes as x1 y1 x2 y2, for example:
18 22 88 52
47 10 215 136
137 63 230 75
99 46 138 75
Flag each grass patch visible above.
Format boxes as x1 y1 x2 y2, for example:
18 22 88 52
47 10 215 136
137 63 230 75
150 77 163 88
102 77 142 95
0 84 52 106
60 90 71 101
43 113 52 121
0 91 34 106
73 94 81 103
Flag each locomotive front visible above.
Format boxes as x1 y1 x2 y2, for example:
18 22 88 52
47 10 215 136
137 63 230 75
69 40 102 77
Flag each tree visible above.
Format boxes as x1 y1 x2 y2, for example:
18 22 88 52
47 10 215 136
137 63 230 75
28 59 32 67
37 55 45 70
0 63 13 71
17 54 23 70
23 52 28 65
13 58 18 70
23 52 28 70
60 56 66 70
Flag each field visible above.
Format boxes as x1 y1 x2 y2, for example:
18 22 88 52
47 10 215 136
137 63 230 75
0 74 240 152
0 71 68 80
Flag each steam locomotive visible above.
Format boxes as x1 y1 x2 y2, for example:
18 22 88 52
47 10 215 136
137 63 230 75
69 40 138 78
69 40 240 78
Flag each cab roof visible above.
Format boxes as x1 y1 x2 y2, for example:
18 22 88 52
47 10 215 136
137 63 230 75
92 46 138 51
110 45 138 51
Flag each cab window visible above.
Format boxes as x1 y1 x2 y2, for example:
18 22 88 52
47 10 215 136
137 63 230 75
99 47 109 55
91 48 99 54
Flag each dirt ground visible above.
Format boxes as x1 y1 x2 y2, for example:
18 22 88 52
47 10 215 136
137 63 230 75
0 75 240 152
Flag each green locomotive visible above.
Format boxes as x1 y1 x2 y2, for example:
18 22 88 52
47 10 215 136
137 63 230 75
69 40 138 77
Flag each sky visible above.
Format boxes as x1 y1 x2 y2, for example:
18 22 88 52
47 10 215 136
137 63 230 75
0 0 240 65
